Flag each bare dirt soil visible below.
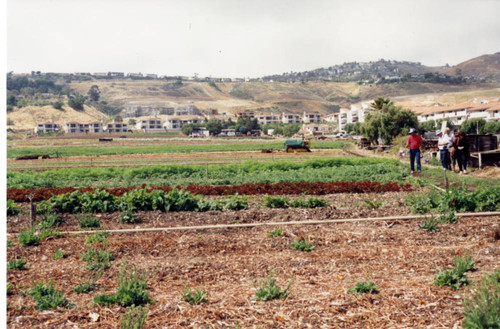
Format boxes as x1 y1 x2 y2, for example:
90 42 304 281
7 192 500 328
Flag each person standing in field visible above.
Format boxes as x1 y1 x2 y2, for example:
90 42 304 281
436 129 453 171
454 131 470 174
405 128 423 173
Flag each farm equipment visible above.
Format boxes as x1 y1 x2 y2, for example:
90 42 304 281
285 139 311 153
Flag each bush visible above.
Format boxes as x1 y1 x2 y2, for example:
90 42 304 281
181 284 207 305
255 272 293 301
25 280 70 310
291 239 315 252
7 200 21 216
121 306 149 329
462 270 500 328
347 279 380 294
18 229 40 246
94 262 152 307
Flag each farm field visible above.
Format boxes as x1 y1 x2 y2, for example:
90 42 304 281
6 191 500 328
6 135 500 328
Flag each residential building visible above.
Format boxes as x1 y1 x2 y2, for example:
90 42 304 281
64 122 103 133
256 113 280 125
135 118 164 132
164 116 202 130
301 123 331 136
105 122 129 133
235 110 255 119
302 111 322 123
34 122 61 133
281 113 302 124
324 113 340 123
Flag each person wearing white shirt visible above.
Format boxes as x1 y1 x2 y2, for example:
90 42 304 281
436 129 453 170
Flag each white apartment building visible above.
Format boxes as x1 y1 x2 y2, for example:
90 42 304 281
135 118 164 132
105 122 129 133
281 113 302 124
64 122 103 133
256 113 280 125
164 116 202 130
35 122 61 133
302 111 322 123
324 113 340 123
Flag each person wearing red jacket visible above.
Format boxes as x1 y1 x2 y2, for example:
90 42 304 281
405 128 423 173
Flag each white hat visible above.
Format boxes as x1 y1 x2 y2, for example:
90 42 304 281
409 128 416 134
436 129 442 135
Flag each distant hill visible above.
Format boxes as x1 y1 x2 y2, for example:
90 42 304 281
444 53 500 79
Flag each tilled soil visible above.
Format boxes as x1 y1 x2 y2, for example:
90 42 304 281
6 192 500 329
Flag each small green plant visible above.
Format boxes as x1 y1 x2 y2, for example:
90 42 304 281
255 271 293 301
38 228 63 240
25 280 71 310
462 269 500 328
7 258 28 270
85 231 110 244
197 199 223 211
291 239 315 252
7 200 21 216
7 240 14 247
18 229 40 246
82 247 114 271
121 209 138 224
7 283 13 295
439 212 459 224
363 199 385 209
264 196 290 209
38 213 64 229
347 279 379 294
73 282 97 294
434 255 475 290
181 284 207 305
268 229 284 238
420 218 440 232
289 197 327 208
222 194 248 210
121 306 149 329
94 262 152 307
52 249 65 259
78 216 101 229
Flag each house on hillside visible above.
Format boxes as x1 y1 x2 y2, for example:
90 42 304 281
235 110 255 119
281 113 302 124
302 111 322 123
256 113 280 125
164 116 202 130
34 122 61 133
324 113 339 123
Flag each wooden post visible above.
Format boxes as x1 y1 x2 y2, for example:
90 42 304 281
478 152 482 169
28 193 36 231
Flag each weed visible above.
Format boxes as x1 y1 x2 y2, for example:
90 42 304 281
268 229 284 238
18 229 40 247
121 209 138 224
291 239 315 252
420 218 440 232
197 199 223 211
255 272 293 301
25 280 71 310
181 284 207 305
85 231 110 244
363 199 385 209
222 194 248 210
7 258 28 270
38 228 63 240
52 249 65 259
121 306 149 329
7 240 14 247
7 283 13 295
462 269 500 328
347 279 379 294
292 197 327 208
82 247 114 271
78 216 101 229
94 262 152 307
454 255 475 274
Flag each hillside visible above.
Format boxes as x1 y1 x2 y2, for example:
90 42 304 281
444 52 500 79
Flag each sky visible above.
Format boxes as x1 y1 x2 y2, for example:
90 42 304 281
6 0 500 78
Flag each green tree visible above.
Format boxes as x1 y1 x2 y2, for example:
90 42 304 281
7 95 17 106
181 123 195 136
370 97 392 110
52 100 64 110
88 85 101 102
483 121 500 134
461 118 487 135
361 99 418 144
206 120 222 135
68 94 85 110
128 118 136 126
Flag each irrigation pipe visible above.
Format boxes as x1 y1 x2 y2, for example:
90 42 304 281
9 211 500 236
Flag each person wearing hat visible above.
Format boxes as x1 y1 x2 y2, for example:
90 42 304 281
405 128 423 173
436 129 453 170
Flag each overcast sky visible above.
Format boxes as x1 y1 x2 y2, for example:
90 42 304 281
6 0 500 78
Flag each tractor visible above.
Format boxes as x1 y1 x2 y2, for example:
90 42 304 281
285 139 311 153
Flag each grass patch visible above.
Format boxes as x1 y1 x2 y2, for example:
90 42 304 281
121 306 148 329
7 258 28 270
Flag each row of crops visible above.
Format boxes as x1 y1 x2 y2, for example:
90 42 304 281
6 140 353 158
8 157 414 188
